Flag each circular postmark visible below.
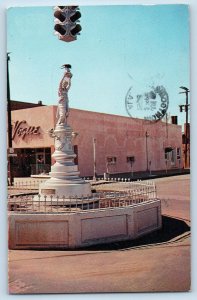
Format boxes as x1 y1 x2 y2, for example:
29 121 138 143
125 85 169 122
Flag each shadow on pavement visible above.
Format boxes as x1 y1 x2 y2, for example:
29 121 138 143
81 216 190 251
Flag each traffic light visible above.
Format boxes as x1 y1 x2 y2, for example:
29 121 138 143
54 6 82 42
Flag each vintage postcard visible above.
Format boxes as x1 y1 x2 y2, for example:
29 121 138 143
7 3 190 294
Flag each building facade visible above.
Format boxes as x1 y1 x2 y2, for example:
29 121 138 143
10 104 183 177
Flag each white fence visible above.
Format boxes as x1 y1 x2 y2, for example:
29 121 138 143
8 181 157 214
9 178 156 190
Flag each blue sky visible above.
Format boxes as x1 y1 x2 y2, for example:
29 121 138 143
7 4 190 126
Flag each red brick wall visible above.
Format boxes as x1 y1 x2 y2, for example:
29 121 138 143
68 109 183 176
11 106 183 177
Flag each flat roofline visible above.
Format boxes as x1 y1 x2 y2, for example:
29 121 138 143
11 100 45 104
49 105 147 122
69 107 181 126
12 103 182 127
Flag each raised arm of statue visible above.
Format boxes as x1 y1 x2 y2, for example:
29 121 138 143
58 70 72 96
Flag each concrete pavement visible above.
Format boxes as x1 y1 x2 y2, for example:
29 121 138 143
8 174 191 294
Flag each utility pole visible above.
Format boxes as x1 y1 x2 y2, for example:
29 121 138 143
93 138 96 181
145 131 149 172
179 86 190 169
7 52 13 185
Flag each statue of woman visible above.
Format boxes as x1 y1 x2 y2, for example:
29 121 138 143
56 64 72 125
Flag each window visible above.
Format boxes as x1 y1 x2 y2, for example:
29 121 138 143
171 149 176 164
106 157 117 165
164 147 176 164
164 147 173 160
73 145 78 165
177 148 181 160
127 156 135 163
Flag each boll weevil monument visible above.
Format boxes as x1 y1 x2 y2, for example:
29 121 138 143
8 7 162 251
39 64 92 200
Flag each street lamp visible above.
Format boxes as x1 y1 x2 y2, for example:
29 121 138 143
179 86 190 168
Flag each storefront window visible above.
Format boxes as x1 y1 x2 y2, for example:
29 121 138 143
164 147 176 165
171 149 176 164
12 148 51 177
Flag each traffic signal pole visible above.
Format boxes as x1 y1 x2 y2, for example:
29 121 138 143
7 53 13 185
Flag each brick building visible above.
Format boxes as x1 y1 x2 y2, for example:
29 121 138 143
8 102 183 178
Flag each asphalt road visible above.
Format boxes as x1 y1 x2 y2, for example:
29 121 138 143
8 174 191 294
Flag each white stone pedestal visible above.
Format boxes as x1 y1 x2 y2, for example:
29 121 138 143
39 123 91 199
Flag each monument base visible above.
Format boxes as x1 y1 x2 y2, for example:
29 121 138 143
39 178 92 199
8 199 162 249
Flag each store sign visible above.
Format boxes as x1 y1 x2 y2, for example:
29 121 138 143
12 120 41 140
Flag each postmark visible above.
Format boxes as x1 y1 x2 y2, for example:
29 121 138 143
125 85 169 122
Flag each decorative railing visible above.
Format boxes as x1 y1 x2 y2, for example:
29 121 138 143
9 178 155 191
9 180 46 191
8 181 157 214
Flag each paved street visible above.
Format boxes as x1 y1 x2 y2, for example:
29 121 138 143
8 174 191 294
155 174 190 220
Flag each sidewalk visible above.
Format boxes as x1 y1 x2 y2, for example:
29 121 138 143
8 169 190 196
95 168 190 181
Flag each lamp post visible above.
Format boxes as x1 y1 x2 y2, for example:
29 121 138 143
179 86 190 168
